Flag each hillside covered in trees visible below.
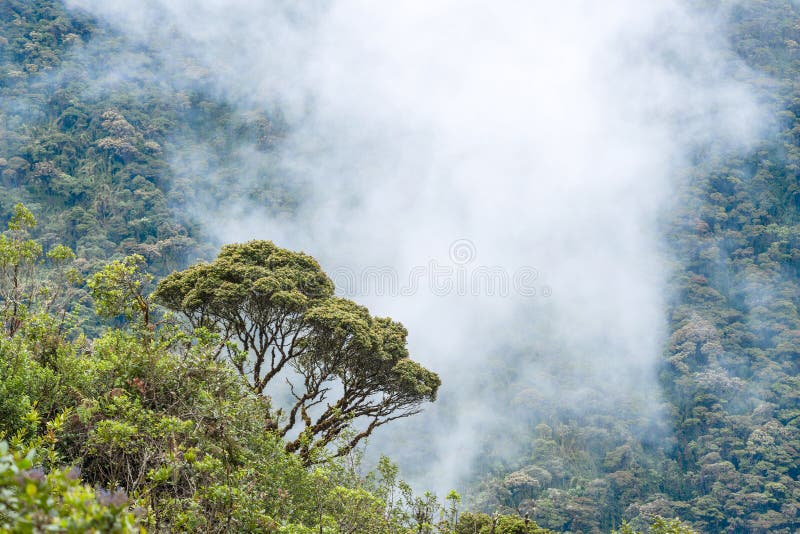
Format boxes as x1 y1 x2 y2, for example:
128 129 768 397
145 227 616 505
3 0 800 533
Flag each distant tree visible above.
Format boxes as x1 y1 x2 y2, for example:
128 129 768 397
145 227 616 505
154 240 440 463
613 516 698 534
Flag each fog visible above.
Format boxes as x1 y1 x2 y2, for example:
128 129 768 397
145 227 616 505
65 0 764 493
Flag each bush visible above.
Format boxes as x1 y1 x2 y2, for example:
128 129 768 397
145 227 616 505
0 440 140 533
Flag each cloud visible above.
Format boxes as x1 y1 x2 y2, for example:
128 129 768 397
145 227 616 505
65 0 765 493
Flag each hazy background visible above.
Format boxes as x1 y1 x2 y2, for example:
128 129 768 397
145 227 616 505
64 0 766 493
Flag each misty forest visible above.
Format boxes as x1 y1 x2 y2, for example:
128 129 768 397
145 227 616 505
5 1 800 533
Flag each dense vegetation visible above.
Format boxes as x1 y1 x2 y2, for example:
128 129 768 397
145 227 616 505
0 203 545 533
3 0 800 532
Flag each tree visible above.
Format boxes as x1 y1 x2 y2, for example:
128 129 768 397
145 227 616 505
87 254 153 329
154 240 440 463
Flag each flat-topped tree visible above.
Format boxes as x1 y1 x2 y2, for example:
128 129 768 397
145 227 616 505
154 240 440 462
154 240 334 392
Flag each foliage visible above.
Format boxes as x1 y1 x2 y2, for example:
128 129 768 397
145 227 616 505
0 440 140 533
154 240 441 463
87 254 152 327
